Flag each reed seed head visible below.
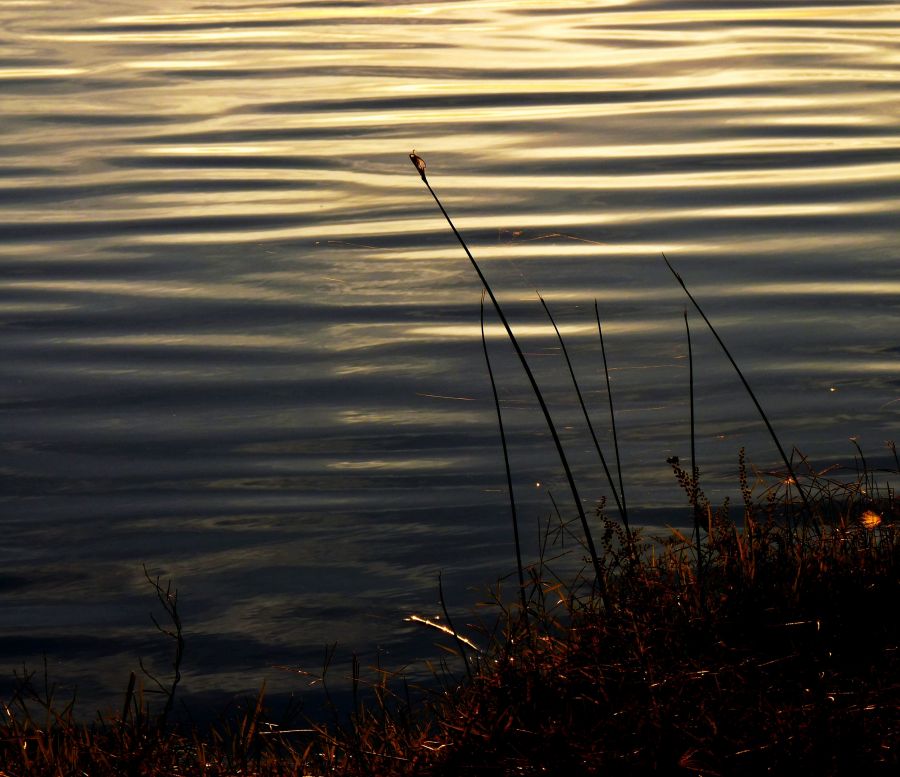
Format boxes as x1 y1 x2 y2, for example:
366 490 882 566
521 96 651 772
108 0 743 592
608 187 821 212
409 150 427 180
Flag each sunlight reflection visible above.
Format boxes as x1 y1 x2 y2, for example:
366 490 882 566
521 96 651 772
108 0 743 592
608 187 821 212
4 280 299 302
516 137 900 160
2 0 899 715
124 58 239 71
0 67 85 78
402 320 679 340
738 281 900 297
57 334 304 349
768 360 900 375
233 94 892 130
327 458 456 471
336 408 480 427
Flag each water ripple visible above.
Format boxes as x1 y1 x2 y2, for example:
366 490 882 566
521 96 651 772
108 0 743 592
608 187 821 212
1 0 898 713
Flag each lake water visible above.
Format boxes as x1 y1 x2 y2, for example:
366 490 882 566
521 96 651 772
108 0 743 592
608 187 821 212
1 0 898 714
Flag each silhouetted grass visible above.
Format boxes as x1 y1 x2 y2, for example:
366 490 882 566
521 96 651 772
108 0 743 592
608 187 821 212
409 150 608 596
5 463 894 775
297 457 898 776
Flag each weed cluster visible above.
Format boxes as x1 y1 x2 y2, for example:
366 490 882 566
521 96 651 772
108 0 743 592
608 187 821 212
3 469 896 775
303 462 898 776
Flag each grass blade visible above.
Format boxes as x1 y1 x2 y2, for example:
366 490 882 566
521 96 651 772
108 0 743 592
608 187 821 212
684 309 703 587
481 292 529 624
538 293 626 526
438 572 472 681
663 254 812 526
594 301 629 530
410 152 608 597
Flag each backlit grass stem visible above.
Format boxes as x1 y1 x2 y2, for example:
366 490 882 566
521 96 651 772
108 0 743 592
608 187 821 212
481 292 529 623
539 293 625 526
595 301 629 530
410 152 607 599
684 309 703 587
663 254 813 526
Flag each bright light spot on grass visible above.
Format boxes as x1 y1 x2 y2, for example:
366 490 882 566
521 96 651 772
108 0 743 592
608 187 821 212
405 615 479 651
861 510 882 530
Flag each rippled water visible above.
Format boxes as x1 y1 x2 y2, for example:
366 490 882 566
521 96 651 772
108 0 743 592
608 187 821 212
1 0 898 712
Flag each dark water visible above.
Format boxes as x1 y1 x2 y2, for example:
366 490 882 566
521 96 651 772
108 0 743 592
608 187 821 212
1 0 898 712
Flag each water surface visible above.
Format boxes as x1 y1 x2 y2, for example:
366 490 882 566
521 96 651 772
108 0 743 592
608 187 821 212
1 0 898 711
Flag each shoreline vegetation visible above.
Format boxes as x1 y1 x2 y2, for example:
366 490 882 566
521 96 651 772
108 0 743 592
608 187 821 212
2 157 897 774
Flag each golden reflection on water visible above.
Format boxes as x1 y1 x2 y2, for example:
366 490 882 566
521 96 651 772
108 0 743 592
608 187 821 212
520 137 900 160
740 281 900 297
771 360 900 375
58 334 307 349
442 162 900 190
320 94 893 128
101 5 444 26
336 408 481 427
4 279 301 302
327 458 456 471
0 67 85 78
1 0 899 710
404 321 675 340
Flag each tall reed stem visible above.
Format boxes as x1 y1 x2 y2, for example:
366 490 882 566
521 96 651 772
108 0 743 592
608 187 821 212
481 292 529 623
409 152 608 600
684 309 703 587
595 302 629 530
539 294 625 526
663 254 812 527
